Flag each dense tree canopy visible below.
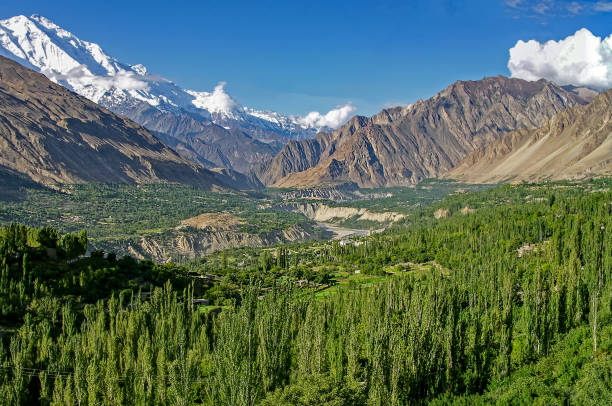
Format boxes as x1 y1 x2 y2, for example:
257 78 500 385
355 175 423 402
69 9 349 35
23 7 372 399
1 180 611 404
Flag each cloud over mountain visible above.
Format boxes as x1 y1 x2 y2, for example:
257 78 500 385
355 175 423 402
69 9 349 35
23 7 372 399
0 14 355 140
296 103 356 129
508 28 612 89
43 65 149 93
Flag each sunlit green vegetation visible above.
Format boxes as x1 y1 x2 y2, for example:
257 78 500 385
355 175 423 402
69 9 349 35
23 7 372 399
2 179 611 404
0 183 312 248
1 180 482 259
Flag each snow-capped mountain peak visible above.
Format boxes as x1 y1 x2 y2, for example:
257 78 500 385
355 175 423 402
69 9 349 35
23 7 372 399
131 64 148 76
0 14 155 105
0 14 354 140
2 15 118 77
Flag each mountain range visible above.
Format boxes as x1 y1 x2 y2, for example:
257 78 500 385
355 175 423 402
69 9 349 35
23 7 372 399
447 89 612 183
0 55 223 188
254 76 590 187
1 14 610 192
0 15 342 173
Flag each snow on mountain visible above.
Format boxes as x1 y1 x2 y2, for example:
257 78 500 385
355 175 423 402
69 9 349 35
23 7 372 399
0 15 164 107
0 14 352 139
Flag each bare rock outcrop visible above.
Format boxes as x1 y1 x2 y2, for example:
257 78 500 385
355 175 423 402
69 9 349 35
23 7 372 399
120 224 318 263
288 203 405 223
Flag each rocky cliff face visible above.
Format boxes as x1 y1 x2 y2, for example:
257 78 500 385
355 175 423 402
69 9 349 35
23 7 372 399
0 56 222 188
114 224 319 263
252 116 370 185
286 203 405 223
254 77 588 188
446 89 612 183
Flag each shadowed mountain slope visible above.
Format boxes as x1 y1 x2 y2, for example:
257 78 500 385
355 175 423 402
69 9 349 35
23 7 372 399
0 56 222 189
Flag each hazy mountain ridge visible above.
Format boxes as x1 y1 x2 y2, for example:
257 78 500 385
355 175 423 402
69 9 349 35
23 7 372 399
255 76 589 188
447 89 612 183
115 101 284 173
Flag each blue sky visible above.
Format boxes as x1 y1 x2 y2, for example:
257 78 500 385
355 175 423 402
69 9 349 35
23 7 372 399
2 1 611 116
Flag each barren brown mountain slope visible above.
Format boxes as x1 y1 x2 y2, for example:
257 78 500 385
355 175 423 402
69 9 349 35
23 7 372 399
251 116 370 186
0 56 221 188
255 76 587 188
446 90 612 183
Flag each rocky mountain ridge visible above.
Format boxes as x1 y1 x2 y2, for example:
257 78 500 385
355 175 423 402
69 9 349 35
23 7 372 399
255 76 589 188
0 15 353 174
446 89 612 183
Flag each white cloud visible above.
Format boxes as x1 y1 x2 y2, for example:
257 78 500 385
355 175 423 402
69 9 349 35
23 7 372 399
188 82 241 116
508 28 612 89
296 103 356 129
594 1 612 12
532 0 553 14
505 1 612 16
505 0 523 7
44 64 149 93
566 1 584 14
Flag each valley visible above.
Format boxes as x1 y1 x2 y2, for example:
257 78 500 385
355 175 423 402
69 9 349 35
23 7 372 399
3 179 612 405
0 7 610 406
0 179 477 262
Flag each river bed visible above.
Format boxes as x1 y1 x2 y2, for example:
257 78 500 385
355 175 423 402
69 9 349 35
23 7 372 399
317 222 371 240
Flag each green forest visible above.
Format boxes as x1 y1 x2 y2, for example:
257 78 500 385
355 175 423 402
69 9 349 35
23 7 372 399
0 183 311 240
1 180 611 405
0 181 478 261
